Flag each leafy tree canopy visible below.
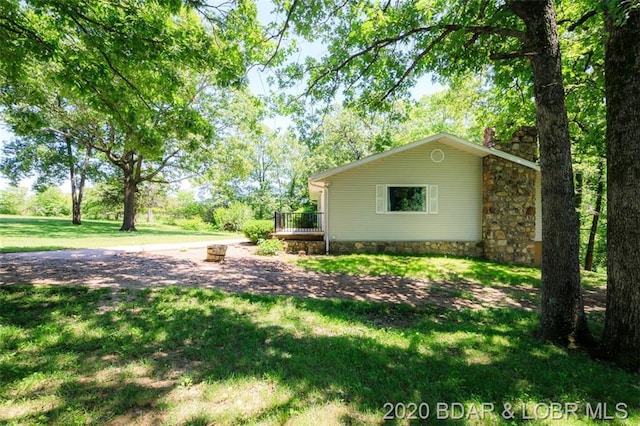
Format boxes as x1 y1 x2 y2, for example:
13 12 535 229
1 0 271 229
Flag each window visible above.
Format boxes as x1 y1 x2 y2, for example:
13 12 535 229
376 184 438 214
388 186 426 212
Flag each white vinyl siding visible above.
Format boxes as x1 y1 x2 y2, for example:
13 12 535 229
326 141 482 241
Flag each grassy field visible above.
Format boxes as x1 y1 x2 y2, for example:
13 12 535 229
0 286 637 425
0 215 239 252
294 253 607 289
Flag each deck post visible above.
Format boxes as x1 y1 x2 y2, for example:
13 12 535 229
325 186 329 254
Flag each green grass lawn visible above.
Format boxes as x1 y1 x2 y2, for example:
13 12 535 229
1 237 635 424
295 253 607 289
0 286 637 425
0 215 239 252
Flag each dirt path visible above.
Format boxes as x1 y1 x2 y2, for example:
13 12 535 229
0 242 605 312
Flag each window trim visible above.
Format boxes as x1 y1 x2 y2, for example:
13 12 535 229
376 184 438 215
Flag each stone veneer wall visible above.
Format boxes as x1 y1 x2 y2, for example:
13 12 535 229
329 241 483 257
482 127 538 265
282 240 326 255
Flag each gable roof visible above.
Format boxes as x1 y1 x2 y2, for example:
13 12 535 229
309 132 540 185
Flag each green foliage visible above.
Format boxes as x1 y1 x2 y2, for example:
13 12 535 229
136 182 171 220
315 107 400 167
255 238 284 256
242 219 274 244
213 201 253 231
276 0 528 109
82 180 123 220
27 186 71 217
174 217 212 232
576 163 607 271
0 186 28 215
1 0 269 229
164 190 211 222
194 98 310 218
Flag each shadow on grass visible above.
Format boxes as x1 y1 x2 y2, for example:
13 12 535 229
0 285 636 425
464 260 541 287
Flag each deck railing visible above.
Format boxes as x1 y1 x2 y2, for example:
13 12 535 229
274 212 324 232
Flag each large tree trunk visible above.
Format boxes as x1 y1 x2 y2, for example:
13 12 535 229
120 175 138 231
509 0 589 344
75 145 91 224
584 161 604 272
65 136 81 225
65 138 92 225
602 4 640 371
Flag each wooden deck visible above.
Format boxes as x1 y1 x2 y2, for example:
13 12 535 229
274 212 324 240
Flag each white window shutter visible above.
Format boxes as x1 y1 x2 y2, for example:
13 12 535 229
429 185 438 214
376 185 385 213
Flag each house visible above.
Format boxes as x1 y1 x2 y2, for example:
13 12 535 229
277 127 542 266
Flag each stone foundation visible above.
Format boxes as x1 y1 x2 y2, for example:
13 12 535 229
329 241 483 257
281 240 326 255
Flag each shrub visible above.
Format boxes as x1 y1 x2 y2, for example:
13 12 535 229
242 219 274 244
256 238 284 256
28 186 71 217
174 217 212 231
0 187 28 215
213 201 253 231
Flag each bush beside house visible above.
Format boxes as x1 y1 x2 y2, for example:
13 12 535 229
242 219 274 243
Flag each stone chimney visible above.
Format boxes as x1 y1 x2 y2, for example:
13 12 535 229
483 126 538 162
483 127 496 148
482 126 538 266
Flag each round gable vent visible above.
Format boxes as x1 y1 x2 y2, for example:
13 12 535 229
431 148 445 163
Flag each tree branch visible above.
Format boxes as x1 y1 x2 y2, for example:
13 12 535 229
303 22 525 97
263 0 299 69
139 149 181 183
68 6 162 45
0 16 54 54
66 13 154 111
558 10 598 32
444 24 526 40
489 50 537 60
380 29 452 103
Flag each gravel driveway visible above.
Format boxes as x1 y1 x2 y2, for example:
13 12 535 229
0 242 605 312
